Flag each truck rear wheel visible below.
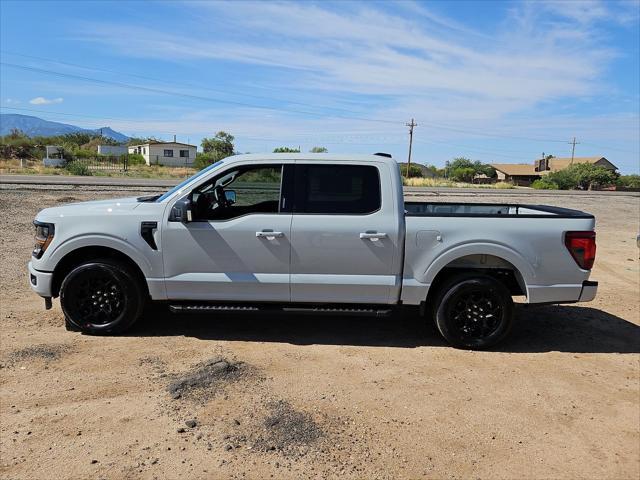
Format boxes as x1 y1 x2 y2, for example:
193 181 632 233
433 273 513 349
60 258 144 335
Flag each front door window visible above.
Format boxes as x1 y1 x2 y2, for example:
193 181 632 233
192 165 282 221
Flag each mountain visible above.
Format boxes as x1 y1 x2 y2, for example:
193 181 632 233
0 114 129 142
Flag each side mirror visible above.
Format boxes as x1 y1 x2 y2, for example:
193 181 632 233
224 190 236 205
169 197 193 222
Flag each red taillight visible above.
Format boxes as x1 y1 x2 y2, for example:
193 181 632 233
565 231 596 270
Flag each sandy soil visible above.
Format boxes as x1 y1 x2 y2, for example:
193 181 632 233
1 185 638 480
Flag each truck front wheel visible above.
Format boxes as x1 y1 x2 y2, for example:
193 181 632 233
433 274 514 349
60 259 144 335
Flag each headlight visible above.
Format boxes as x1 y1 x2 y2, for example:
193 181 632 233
33 221 55 259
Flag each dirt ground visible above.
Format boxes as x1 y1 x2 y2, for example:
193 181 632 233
1 185 638 480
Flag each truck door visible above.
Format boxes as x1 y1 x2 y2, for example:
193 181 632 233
289 162 402 304
162 163 292 302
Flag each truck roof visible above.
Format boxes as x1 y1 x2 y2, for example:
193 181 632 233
225 152 398 165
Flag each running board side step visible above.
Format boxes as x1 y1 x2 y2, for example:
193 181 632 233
282 307 392 317
169 304 260 313
169 304 392 317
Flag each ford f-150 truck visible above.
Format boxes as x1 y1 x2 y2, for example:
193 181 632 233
28 153 598 348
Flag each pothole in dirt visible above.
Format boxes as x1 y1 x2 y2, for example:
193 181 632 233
6 343 72 365
167 356 249 401
254 400 324 454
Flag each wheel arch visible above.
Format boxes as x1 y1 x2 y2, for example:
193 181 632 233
51 245 149 298
420 243 534 308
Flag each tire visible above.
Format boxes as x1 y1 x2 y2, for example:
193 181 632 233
432 273 513 349
60 258 145 335
64 317 81 332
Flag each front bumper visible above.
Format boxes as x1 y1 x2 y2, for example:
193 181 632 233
28 261 53 298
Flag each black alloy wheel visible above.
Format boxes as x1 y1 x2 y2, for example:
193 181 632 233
60 259 144 334
433 274 514 349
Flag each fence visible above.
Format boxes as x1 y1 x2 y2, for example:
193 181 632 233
70 155 129 172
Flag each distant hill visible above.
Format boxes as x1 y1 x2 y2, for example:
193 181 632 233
0 114 129 142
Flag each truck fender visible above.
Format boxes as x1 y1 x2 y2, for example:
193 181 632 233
46 234 155 277
421 242 535 296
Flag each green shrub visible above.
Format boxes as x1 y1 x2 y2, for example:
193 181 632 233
545 164 617 190
532 178 559 190
127 153 146 165
273 147 300 153
65 161 92 176
399 163 423 178
72 148 97 159
450 166 476 182
194 152 222 170
616 174 640 189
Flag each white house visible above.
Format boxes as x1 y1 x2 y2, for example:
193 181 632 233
128 141 197 166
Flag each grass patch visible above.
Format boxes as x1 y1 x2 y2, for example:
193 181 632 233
403 177 515 189
1 158 195 180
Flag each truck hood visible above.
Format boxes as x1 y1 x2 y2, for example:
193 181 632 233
35 196 144 221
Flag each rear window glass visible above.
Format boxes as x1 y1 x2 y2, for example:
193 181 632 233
294 165 381 214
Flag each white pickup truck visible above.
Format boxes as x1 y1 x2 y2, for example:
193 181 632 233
28 153 598 348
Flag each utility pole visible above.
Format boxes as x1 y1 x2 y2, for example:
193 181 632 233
405 118 417 177
569 137 580 164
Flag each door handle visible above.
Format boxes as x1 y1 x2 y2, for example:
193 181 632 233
359 232 387 242
256 230 284 240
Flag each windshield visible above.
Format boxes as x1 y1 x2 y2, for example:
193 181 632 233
155 160 224 202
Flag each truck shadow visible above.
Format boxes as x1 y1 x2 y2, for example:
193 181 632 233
131 304 639 354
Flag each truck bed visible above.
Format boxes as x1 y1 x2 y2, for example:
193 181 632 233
401 201 597 305
405 202 594 218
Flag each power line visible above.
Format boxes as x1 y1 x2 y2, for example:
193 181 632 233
580 141 639 154
417 120 567 143
0 50 393 120
0 106 558 160
0 106 404 146
414 137 536 160
0 55 598 145
0 62 402 126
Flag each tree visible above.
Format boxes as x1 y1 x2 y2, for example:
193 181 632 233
273 147 300 153
7 128 26 140
61 132 94 146
197 131 235 168
201 131 235 157
546 163 618 190
569 163 617 190
446 157 495 182
616 174 640 189
450 166 477 182
423 164 442 177
310 146 328 153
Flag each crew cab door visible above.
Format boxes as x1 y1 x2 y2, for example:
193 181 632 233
290 162 402 304
162 163 292 302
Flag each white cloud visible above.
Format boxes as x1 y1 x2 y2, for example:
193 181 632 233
534 0 640 26
66 1 638 171
29 96 64 105
77 0 618 110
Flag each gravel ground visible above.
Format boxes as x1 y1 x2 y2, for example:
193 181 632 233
0 185 638 479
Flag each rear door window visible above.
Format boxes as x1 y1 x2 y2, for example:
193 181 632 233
294 164 381 214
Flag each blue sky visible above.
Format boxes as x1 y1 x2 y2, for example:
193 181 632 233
1 0 639 173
